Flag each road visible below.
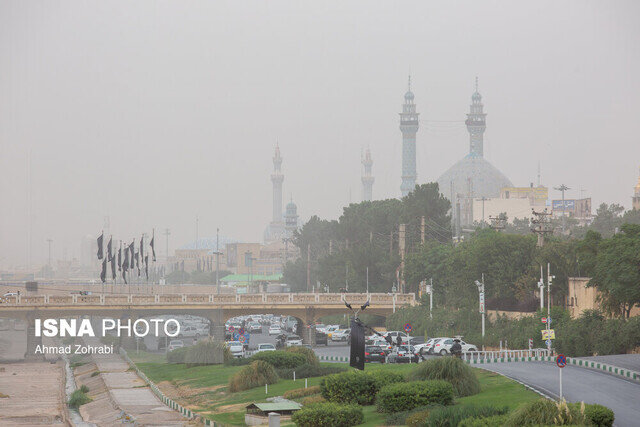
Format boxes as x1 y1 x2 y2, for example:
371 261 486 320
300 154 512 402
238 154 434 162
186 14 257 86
481 361 640 427
578 354 640 372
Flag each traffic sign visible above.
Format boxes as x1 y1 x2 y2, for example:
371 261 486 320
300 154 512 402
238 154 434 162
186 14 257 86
541 317 547 323
404 323 412 333
229 326 235 332
238 328 245 336
233 332 239 340
556 354 566 368
528 338 533 349
541 329 555 340
238 335 246 343
545 339 552 347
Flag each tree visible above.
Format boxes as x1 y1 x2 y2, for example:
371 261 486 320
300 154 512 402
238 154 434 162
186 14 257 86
589 203 625 237
590 224 640 319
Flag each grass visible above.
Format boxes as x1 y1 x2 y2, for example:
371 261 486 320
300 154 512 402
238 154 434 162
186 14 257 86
130 351 540 426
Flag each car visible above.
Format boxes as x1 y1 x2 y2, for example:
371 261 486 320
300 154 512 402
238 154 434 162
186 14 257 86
414 338 438 355
384 331 413 344
255 343 276 353
372 339 393 354
285 334 303 347
364 345 387 363
167 339 184 352
226 341 245 358
179 325 201 339
3 292 19 297
331 329 351 342
249 322 262 333
314 330 328 346
387 345 420 363
434 338 478 355
269 325 282 335
314 323 327 333
324 325 341 339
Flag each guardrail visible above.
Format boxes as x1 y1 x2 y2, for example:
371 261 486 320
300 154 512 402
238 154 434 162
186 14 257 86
0 292 415 307
461 349 551 363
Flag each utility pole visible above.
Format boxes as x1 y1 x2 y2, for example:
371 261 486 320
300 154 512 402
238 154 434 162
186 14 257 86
46 238 53 267
547 263 555 352
554 184 570 234
489 214 506 231
366 266 369 294
420 216 425 244
163 229 171 261
531 209 553 247
537 264 545 309
216 228 220 294
427 278 433 319
399 224 406 293
474 275 486 345
480 197 487 227
195 216 199 249
307 244 311 293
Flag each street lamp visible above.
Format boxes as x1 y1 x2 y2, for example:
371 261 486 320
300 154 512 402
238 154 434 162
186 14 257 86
426 278 434 319
537 264 545 310
474 274 486 345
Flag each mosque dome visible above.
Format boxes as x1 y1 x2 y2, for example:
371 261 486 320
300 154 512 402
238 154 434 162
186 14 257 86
472 91 482 102
404 91 415 101
286 200 297 214
437 154 513 200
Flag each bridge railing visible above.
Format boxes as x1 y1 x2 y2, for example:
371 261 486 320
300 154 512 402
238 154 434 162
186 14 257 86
462 348 551 363
0 292 415 307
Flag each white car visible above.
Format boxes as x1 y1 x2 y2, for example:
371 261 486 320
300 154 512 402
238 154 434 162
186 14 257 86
167 339 184 352
285 335 303 347
415 338 438 355
372 339 393 354
432 338 478 355
331 329 351 342
255 343 276 353
226 341 245 358
249 322 262 333
179 325 201 339
269 325 282 335
384 331 413 344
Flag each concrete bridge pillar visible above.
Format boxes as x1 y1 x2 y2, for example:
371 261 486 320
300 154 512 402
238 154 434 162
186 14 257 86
299 307 316 346
206 309 225 344
24 314 44 360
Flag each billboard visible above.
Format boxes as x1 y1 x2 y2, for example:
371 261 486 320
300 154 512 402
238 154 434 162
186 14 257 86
552 199 575 211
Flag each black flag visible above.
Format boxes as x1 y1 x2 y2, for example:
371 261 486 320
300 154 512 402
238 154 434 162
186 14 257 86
144 255 149 280
122 250 129 284
117 246 122 271
97 232 104 260
349 319 365 371
135 251 140 275
140 236 144 262
107 236 113 261
111 254 116 280
100 258 107 283
129 241 135 267
150 232 156 262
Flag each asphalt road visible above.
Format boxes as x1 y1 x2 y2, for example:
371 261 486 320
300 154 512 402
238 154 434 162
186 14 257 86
578 354 640 372
481 361 640 427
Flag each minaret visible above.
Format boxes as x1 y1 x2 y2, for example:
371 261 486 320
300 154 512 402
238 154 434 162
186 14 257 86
633 166 640 210
399 76 419 197
271 145 284 224
361 148 374 201
465 77 487 157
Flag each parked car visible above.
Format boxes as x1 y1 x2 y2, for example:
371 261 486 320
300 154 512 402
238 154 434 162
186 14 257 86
167 339 184 352
387 345 420 363
179 325 201 339
372 339 393 355
285 335 303 347
434 338 478 355
384 331 413 344
226 341 245 358
414 338 438 355
249 322 262 333
314 330 328 346
331 328 351 342
255 343 276 353
269 324 282 335
364 345 387 363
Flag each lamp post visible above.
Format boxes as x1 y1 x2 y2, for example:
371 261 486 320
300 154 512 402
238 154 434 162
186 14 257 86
426 278 434 319
474 274 486 345
537 265 545 309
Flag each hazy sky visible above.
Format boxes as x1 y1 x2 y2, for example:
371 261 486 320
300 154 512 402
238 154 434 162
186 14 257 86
1 1 639 268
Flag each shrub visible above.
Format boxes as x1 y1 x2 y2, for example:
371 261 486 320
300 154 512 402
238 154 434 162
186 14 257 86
302 395 326 405
185 340 230 367
292 402 363 427
458 414 509 427
408 357 481 397
584 403 614 427
284 385 321 399
505 399 584 426
321 370 404 405
90 371 100 377
277 364 346 380
251 350 307 369
406 409 432 426
426 405 509 427
166 346 189 364
224 356 251 366
376 380 454 413
228 360 279 392
286 346 319 366
384 405 441 426
79 385 89 393
68 390 92 409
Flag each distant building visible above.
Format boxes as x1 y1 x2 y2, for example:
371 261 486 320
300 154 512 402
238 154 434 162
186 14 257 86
633 167 640 210
284 199 299 237
472 197 531 224
551 198 592 223
567 277 640 318
400 77 419 197
437 79 512 227
501 185 548 207
264 145 285 243
361 148 374 201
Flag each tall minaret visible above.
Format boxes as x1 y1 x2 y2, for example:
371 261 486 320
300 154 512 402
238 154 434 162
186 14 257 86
399 76 419 197
361 148 374 201
465 77 487 157
633 166 640 211
271 145 284 224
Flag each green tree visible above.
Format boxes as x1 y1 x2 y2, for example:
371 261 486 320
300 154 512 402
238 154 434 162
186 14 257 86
590 224 640 319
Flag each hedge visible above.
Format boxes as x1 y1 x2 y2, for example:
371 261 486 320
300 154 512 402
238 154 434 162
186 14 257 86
426 405 509 427
286 346 319 366
458 414 509 427
277 364 346 380
251 350 307 369
292 402 363 427
376 380 454 413
321 370 404 405
283 385 321 399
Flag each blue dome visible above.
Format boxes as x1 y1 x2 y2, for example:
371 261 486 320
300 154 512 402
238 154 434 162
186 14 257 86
286 201 297 212
404 91 415 100
472 91 482 101
437 155 512 200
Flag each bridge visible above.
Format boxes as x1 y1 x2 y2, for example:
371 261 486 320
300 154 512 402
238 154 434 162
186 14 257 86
0 292 416 347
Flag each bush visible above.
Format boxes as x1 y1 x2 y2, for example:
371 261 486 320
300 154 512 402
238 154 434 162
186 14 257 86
277 364 346 380
283 385 321 399
406 409 432 426
426 405 509 427
79 385 89 393
302 395 326 405
384 405 441 426
409 357 481 397
584 403 614 427
166 346 189 364
505 399 584 426
228 360 279 392
251 350 307 369
321 370 404 405
376 380 454 413
292 402 363 427
185 340 230 367
224 356 251 366
286 346 319 366
458 414 509 427
68 390 92 409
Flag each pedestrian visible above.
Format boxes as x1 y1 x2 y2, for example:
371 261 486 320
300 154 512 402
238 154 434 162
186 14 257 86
450 338 462 358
